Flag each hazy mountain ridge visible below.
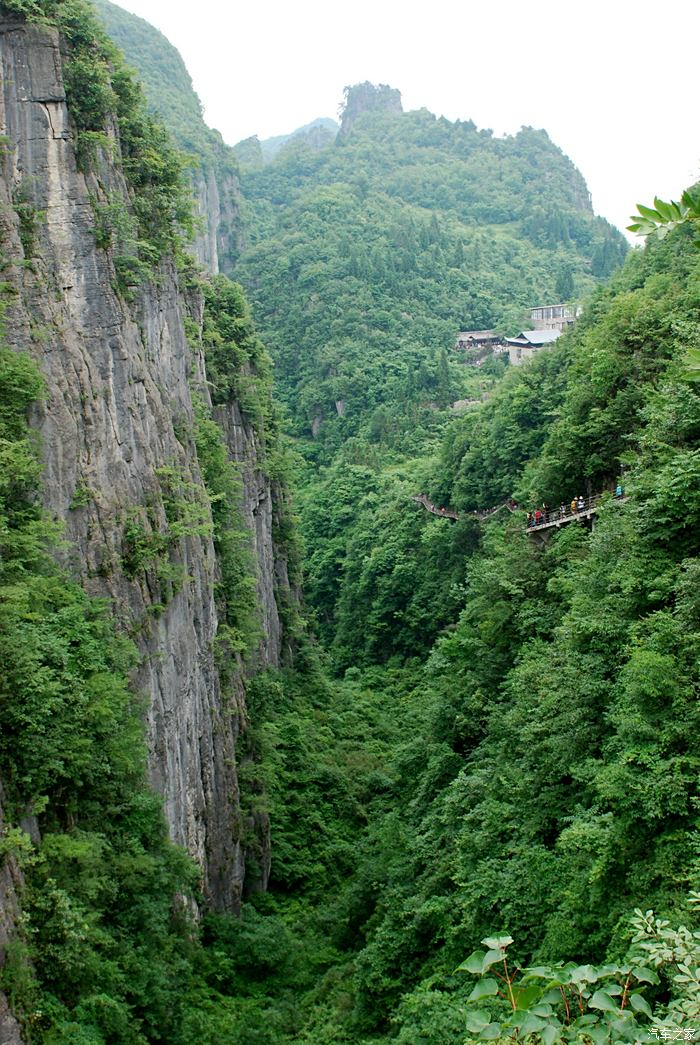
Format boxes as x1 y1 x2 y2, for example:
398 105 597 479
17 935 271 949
233 84 627 448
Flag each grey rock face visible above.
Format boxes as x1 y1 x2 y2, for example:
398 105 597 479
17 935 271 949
192 164 242 275
0 997 23 1045
339 81 403 137
0 17 287 918
215 399 284 667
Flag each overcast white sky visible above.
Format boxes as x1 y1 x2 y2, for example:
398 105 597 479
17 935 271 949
114 0 698 237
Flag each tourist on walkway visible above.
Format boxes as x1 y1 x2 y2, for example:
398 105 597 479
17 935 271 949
571 497 577 514
577 495 585 511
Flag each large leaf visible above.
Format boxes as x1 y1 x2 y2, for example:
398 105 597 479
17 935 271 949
468 977 499 1001
464 1009 493 1034
481 948 507 972
516 1012 548 1034
636 203 663 222
541 1023 563 1045
530 1003 554 1017
583 1026 614 1045
480 1023 503 1040
589 989 620 1013
610 1014 643 1042
514 982 545 1010
569 964 600 984
629 992 653 1018
653 197 678 221
522 965 557 980
631 966 660 985
457 950 486 974
482 934 513 951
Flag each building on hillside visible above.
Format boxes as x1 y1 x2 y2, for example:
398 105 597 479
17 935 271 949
454 329 501 350
453 329 504 365
505 328 561 366
529 303 581 331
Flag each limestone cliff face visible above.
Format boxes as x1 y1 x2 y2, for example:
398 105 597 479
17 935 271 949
191 157 242 274
215 399 293 668
0 15 288 925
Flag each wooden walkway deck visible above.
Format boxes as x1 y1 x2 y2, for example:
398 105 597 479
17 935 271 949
527 493 626 533
410 495 515 521
412 492 626 531
411 495 460 519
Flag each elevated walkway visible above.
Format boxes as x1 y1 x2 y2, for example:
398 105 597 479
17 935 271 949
410 495 515 521
411 492 626 531
528 493 626 533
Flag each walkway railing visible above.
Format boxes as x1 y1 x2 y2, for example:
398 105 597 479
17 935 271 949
411 496 516 521
411 495 460 520
412 491 626 531
527 492 626 533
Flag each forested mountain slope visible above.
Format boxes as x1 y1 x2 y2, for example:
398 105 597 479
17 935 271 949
227 218 700 1045
233 84 627 448
82 8 628 454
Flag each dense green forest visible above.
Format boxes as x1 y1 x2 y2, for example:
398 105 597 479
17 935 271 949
1 2 699 1043
232 85 627 456
220 216 700 1045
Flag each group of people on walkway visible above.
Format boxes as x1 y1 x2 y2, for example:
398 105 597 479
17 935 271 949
526 485 624 529
526 497 585 528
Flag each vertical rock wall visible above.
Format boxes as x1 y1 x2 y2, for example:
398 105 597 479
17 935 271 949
192 162 242 275
0 17 288 924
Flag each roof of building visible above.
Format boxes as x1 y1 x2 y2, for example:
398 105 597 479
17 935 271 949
505 329 562 347
456 329 498 340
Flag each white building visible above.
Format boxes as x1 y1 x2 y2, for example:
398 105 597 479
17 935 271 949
505 328 561 366
529 303 581 332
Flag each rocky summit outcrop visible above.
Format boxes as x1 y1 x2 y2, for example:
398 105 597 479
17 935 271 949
338 81 403 137
0 14 288 925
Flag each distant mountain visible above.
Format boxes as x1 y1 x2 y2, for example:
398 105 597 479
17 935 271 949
260 118 339 161
93 0 243 271
233 82 628 445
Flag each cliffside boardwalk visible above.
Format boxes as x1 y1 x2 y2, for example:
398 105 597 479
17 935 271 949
411 495 515 521
528 492 627 532
412 492 626 530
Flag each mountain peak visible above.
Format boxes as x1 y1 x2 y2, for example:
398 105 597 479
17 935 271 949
339 81 402 137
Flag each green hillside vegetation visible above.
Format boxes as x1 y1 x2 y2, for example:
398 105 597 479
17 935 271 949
220 218 700 1045
259 118 339 163
233 88 627 453
93 0 241 266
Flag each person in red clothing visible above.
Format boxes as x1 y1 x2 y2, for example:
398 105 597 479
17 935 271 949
534 508 542 525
